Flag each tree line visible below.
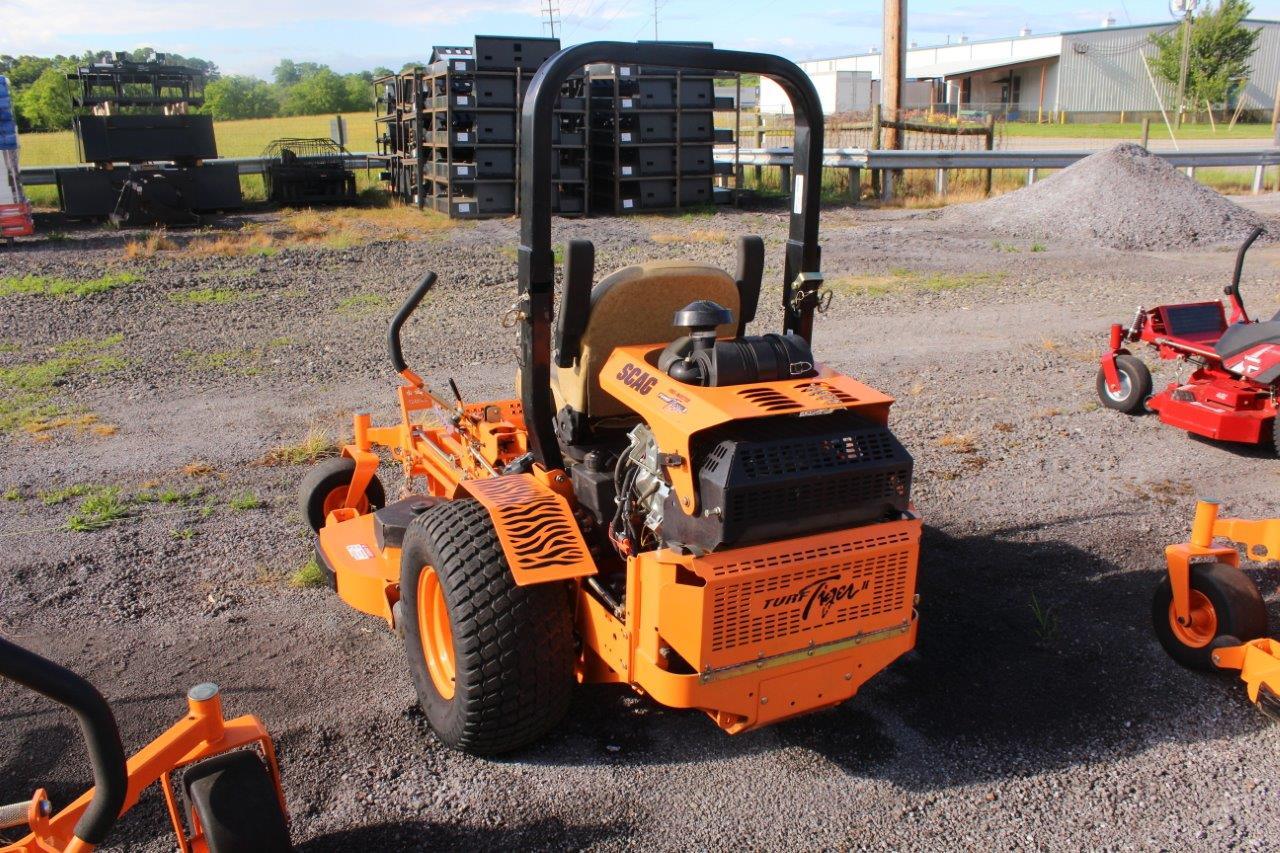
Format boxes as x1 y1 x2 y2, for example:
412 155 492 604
0 48 418 133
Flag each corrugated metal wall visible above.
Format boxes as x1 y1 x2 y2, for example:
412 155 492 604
1058 19 1280 113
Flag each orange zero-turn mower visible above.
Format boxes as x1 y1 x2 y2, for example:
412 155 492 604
1154 500 1280 719
301 41 921 756
0 636 291 853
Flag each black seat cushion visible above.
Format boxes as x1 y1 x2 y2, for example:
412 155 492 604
1215 320 1280 360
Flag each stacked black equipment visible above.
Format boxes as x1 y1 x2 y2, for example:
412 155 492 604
375 36 586 218
586 41 734 214
57 54 242 225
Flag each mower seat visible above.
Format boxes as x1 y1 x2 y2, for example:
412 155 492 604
1216 319 1280 361
555 260 740 419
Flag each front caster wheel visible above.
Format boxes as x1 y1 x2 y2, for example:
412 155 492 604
298 456 385 533
1152 562 1268 670
1096 354 1153 414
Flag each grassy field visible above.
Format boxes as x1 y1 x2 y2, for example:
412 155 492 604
1001 121 1271 139
18 112 379 166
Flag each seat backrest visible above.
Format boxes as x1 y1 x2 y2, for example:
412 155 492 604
1158 302 1227 344
555 260 738 419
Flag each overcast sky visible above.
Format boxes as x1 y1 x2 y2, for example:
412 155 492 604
4 0 1280 77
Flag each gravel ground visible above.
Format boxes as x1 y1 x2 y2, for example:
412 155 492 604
941 144 1266 250
1 196 1279 851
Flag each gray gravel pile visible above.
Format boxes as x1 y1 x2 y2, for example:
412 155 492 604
942 142 1265 249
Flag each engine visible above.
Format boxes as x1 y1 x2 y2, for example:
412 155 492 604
612 409 914 555
598 299 914 556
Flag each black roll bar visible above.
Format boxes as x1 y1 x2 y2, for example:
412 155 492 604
1226 225 1264 321
518 42 826 470
0 636 128 846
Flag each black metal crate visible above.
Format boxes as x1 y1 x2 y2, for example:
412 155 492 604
474 35 561 71
679 145 714 175
678 112 714 143
679 78 714 108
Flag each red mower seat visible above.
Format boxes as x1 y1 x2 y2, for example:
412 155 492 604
1157 302 1227 348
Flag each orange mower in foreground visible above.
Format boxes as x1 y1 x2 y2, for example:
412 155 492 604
0 637 291 853
1154 500 1280 719
301 41 920 755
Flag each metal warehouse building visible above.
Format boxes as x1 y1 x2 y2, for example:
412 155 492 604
762 18 1280 121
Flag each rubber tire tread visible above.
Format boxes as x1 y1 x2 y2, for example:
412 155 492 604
185 750 292 853
400 498 574 755
1151 561 1269 670
297 456 385 533
1096 354 1153 414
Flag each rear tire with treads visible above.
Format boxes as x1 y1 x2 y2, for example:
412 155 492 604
399 499 574 755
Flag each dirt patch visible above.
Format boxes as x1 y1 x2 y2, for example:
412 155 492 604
940 143 1266 250
1 203 1278 850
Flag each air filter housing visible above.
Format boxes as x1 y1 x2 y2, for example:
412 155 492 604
660 410 913 552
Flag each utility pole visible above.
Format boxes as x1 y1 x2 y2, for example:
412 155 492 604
883 0 905 150
1175 1 1196 126
654 0 659 40
542 0 560 38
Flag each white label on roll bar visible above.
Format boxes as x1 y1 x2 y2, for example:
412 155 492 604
793 175 804 214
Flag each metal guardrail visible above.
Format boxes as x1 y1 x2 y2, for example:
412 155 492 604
20 148 1280 196
18 153 383 187
716 147 1280 170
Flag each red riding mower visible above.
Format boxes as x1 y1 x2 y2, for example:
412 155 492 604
0 637 291 853
1097 226 1279 453
1154 500 1280 720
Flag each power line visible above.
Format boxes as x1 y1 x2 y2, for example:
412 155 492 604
542 0 561 37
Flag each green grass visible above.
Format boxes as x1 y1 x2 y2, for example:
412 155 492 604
66 487 130 531
0 337 126 434
3 488 20 501
229 491 265 511
167 288 247 306
40 483 94 506
1001 121 1270 139
336 293 391 315
0 273 140 299
259 429 338 466
828 268 1003 298
179 348 261 376
291 556 327 588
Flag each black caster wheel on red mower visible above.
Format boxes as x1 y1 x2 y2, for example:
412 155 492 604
298 457 386 533
1151 562 1268 671
399 499 575 756
184 750 293 853
1096 355 1152 414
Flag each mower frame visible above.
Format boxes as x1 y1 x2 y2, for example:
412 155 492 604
517 41 826 471
0 637 286 853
